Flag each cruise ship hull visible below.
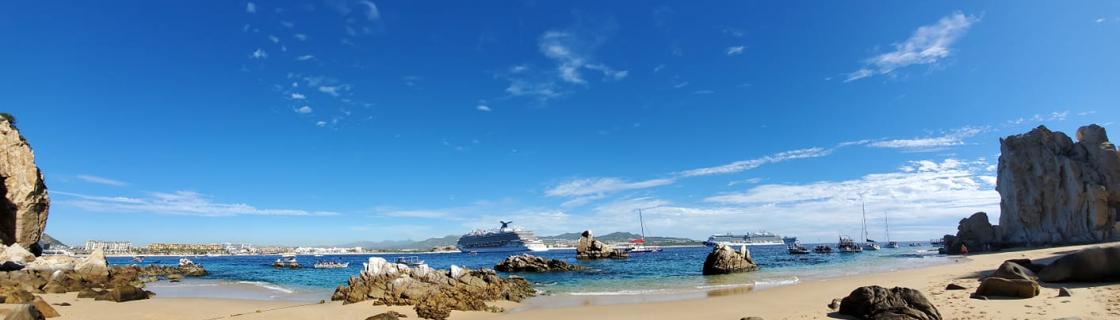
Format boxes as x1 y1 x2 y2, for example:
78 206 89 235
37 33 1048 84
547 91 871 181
704 240 784 247
458 243 548 253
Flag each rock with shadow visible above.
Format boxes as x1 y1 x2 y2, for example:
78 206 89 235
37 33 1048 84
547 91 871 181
837 285 941 320
975 277 1039 298
1038 246 1120 282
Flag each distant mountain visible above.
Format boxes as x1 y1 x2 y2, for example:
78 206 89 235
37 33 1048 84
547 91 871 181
336 235 459 251
541 232 701 245
39 233 69 249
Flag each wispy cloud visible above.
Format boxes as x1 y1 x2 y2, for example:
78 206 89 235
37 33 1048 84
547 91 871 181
246 2 256 14
55 191 338 217
846 12 978 82
295 106 313 114
76 175 128 187
545 177 675 199
249 48 268 59
290 93 306 100
476 105 492 112
295 55 315 61
679 147 834 177
868 126 985 151
357 1 380 21
726 46 745 56
498 22 624 102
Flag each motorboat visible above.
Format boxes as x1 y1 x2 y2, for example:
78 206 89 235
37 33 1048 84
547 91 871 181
395 256 426 267
313 260 350 269
813 245 833 253
787 241 810 254
274 254 300 269
838 236 863 253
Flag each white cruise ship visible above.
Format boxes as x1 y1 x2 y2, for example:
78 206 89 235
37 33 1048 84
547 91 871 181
704 231 784 247
457 221 548 253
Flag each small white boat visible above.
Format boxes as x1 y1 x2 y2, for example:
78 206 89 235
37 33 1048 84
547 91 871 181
838 236 863 253
624 209 663 253
395 256 425 266
313 260 350 269
787 241 809 254
179 257 196 267
274 254 300 269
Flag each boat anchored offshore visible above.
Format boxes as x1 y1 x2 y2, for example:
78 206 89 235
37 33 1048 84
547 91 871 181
313 260 349 269
860 199 880 251
884 211 899 249
704 231 784 247
813 245 833 253
787 241 809 254
395 256 426 267
273 254 300 269
625 209 663 253
838 235 863 253
457 221 548 253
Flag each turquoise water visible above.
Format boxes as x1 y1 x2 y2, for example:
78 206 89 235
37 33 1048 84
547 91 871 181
108 242 949 301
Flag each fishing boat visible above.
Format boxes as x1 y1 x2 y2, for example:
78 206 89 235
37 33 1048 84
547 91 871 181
313 260 350 269
625 209 663 253
813 245 833 253
395 256 426 267
860 199 880 251
787 241 809 254
884 211 899 249
273 254 300 269
930 238 944 247
838 235 863 253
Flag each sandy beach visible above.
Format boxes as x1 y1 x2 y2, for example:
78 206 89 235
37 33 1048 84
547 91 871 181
8 242 1116 320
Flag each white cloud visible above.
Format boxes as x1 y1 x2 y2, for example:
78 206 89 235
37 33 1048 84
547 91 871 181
290 93 306 100
728 177 764 186
316 121 328 127
318 85 349 97
246 2 256 13
501 28 625 101
295 55 315 61
55 191 338 217
476 105 492 112
293 34 308 41
692 90 715 95
545 177 675 198
726 46 745 56
679 147 833 177
76 175 128 187
268 35 279 43
295 106 313 114
249 48 268 59
357 0 380 21
846 12 978 82
868 126 985 151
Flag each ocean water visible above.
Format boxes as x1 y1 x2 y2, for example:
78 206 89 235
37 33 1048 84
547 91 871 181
107 242 949 303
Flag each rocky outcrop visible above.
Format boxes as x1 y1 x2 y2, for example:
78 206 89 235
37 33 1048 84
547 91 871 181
331 257 535 320
3 303 45 320
989 260 1037 281
1038 246 1120 282
838 286 941 320
941 212 1002 254
494 254 585 272
575 230 628 259
73 249 109 282
996 124 1120 245
0 118 49 252
702 244 759 275
975 277 1039 298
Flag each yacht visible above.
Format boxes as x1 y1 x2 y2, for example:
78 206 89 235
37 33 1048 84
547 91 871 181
837 235 863 253
273 254 300 268
313 260 350 269
813 245 833 253
884 211 899 249
624 209 663 253
704 231 784 247
860 200 880 251
395 256 426 267
787 241 809 254
457 221 548 253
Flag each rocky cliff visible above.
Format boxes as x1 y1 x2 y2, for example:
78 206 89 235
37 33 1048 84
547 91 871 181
0 118 49 252
996 124 1120 245
575 230 628 259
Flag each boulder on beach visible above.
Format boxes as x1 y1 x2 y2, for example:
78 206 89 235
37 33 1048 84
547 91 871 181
366 311 407 320
93 284 151 303
575 231 628 260
494 254 585 272
2 303 45 320
989 260 1037 281
30 296 58 318
0 117 50 253
942 212 1001 254
331 257 535 320
837 286 941 320
1038 246 1120 282
0 287 35 304
996 125 1120 245
702 244 758 275
975 277 1039 298
23 256 78 272
73 249 108 281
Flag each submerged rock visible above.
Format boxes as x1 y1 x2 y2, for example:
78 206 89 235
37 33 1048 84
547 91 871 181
0 117 50 252
575 230 628 259
331 257 535 320
494 254 585 272
1038 246 1120 282
975 277 1039 298
838 286 941 320
702 244 758 275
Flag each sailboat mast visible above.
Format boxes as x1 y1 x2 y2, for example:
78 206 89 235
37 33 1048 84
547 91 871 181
638 209 647 240
884 212 890 242
861 198 868 242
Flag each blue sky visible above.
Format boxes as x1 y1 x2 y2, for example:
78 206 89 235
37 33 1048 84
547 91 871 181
3 1 1118 246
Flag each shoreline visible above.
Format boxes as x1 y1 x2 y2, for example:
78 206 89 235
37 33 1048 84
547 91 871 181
20 242 1119 319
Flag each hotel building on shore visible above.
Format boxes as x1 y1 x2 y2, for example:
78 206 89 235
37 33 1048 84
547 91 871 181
84 240 133 254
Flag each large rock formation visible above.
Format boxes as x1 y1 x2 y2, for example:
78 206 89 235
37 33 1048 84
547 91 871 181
1038 246 1120 282
494 254 585 272
996 124 1120 245
941 212 1003 254
838 286 941 320
0 118 49 252
702 244 759 275
331 257 535 320
575 230 628 259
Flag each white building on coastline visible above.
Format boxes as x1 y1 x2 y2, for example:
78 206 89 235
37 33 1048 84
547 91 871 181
84 240 132 254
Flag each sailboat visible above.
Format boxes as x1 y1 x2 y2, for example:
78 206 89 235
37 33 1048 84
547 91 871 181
884 212 899 248
625 209 663 253
861 199 880 251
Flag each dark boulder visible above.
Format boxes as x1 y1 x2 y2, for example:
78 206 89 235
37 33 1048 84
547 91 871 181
944 283 966 290
975 277 1039 298
989 261 1037 281
575 231 628 259
494 254 584 272
943 212 1001 254
366 311 407 320
93 285 151 302
838 286 941 320
1038 246 1120 282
